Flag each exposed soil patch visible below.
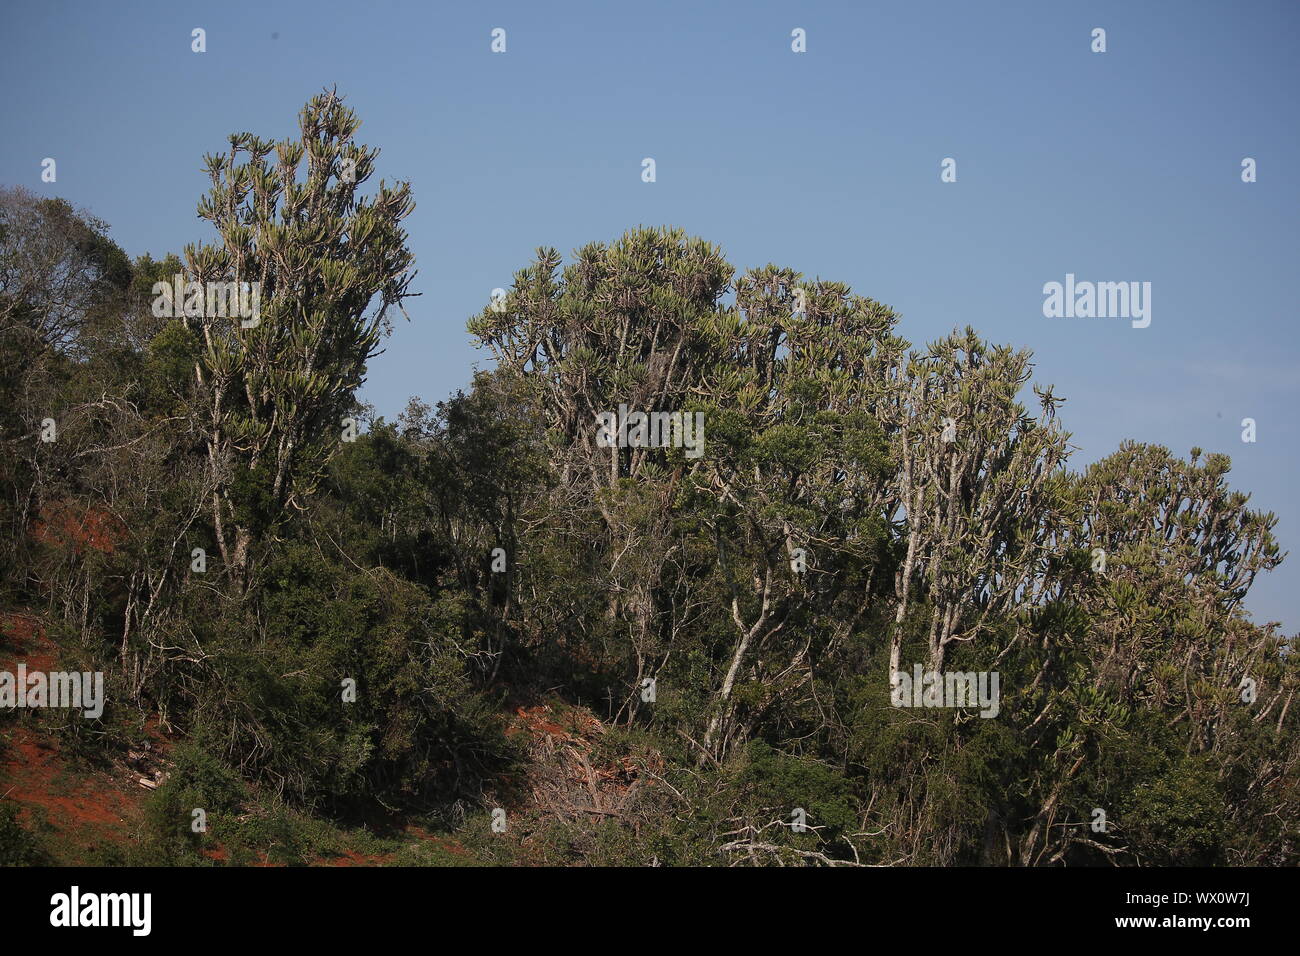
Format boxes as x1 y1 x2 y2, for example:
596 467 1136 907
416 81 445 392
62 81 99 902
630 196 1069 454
30 501 123 556
509 703 656 820
0 723 142 861
0 611 58 673
1 611 143 862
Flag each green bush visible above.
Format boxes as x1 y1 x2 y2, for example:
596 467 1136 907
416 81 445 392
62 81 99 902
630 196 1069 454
0 801 49 866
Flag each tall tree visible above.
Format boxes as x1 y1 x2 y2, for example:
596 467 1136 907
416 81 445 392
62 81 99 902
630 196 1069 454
885 328 1071 680
184 89 416 581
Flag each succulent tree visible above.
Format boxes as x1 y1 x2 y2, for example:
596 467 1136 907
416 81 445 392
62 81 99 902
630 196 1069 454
184 90 416 581
1074 443 1287 722
695 267 903 757
469 227 730 720
884 328 1072 680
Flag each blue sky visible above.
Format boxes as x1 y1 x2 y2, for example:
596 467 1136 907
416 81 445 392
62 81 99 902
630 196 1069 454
2 0 1297 631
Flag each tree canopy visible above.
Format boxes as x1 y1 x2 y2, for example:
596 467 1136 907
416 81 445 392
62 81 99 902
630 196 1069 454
1 94 1295 867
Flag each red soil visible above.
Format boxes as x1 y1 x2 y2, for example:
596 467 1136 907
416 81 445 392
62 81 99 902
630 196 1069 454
0 611 57 673
29 501 124 555
1 612 143 859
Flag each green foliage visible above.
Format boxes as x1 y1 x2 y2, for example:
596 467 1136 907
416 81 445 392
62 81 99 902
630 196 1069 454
2 102 1296 867
0 801 50 866
182 543 519 813
135 743 247 865
1123 757 1228 865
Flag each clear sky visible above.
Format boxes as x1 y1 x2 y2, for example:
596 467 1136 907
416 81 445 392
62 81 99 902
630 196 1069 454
3 0 1297 631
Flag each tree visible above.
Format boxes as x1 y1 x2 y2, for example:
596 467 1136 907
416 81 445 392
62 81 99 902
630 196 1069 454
184 89 416 582
885 328 1070 680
